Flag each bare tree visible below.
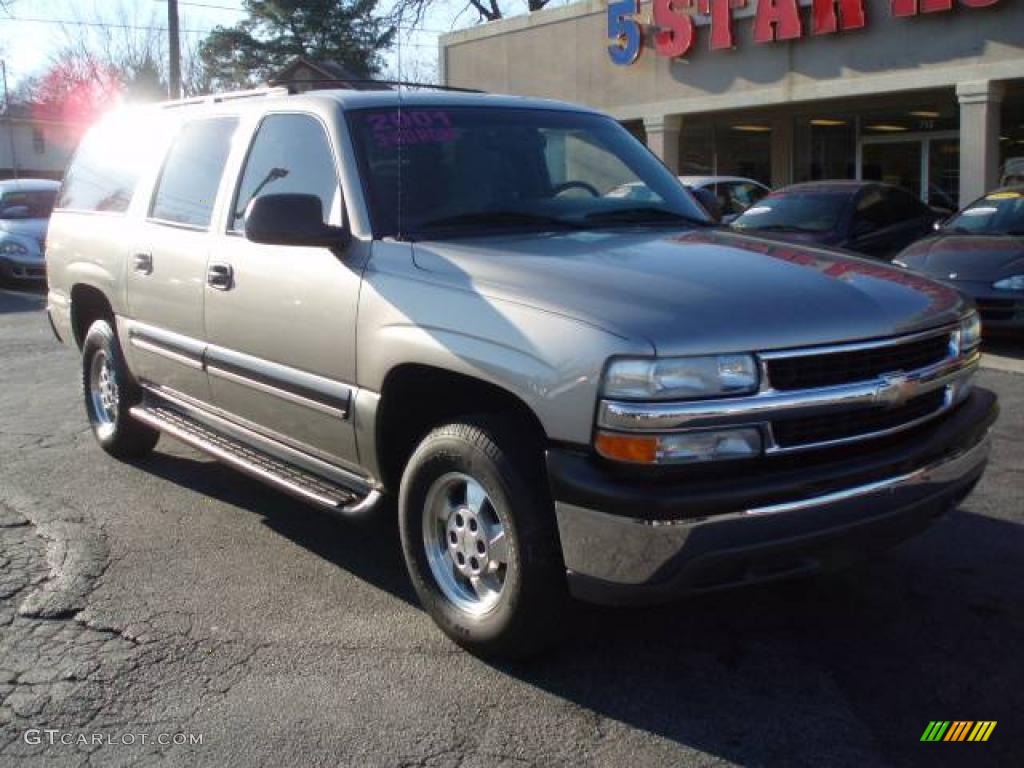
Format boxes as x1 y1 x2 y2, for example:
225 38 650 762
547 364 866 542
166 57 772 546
390 0 555 28
18 0 209 105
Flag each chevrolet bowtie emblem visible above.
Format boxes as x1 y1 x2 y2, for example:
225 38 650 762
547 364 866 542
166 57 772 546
875 373 915 409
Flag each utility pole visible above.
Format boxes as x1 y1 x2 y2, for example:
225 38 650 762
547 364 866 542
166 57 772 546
167 0 182 99
1 60 17 179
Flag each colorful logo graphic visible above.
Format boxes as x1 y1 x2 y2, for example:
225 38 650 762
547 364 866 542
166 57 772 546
921 721 997 742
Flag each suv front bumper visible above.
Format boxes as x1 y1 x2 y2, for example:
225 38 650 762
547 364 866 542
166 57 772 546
547 388 996 605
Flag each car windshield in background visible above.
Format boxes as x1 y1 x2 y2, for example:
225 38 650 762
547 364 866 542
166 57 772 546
732 190 851 234
348 107 708 239
0 190 57 219
944 190 1024 235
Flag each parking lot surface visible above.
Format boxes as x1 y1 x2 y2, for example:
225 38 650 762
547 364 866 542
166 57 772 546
0 286 1021 767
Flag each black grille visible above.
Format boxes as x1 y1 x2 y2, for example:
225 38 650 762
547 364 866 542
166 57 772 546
765 334 951 391
772 389 947 448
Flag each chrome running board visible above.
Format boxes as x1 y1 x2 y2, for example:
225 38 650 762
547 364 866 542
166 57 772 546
130 403 381 516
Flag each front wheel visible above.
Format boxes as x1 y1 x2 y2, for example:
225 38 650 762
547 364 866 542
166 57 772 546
398 417 567 658
81 319 159 460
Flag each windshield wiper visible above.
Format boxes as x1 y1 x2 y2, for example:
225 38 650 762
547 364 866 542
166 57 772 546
413 210 581 232
583 207 711 227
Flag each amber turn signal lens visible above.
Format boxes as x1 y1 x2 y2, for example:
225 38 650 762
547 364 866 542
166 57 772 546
594 431 659 464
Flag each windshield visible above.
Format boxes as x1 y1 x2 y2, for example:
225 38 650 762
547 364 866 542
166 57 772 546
0 189 57 219
347 107 708 239
944 190 1024 235
732 189 852 234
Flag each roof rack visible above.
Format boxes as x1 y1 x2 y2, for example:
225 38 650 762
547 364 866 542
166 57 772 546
160 86 290 110
267 78 485 94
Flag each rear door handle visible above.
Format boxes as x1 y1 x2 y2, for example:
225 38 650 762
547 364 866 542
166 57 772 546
132 253 153 275
207 263 234 291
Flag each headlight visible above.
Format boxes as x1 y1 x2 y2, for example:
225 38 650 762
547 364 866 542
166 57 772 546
0 240 28 256
602 355 759 400
958 311 982 353
993 275 1024 291
595 428 763 465
892 259 909 269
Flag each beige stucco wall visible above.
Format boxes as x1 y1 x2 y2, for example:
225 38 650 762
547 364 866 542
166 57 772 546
441 0 1024 121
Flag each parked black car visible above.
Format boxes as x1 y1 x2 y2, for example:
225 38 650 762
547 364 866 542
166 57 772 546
896 186 1024 333
731 181 939 260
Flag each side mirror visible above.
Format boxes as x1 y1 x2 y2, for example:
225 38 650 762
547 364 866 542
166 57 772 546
244 193 350 249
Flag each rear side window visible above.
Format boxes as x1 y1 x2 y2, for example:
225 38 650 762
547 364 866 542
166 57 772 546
229 113 340 232
57 113 159 213
150 117 238 229
887 188 929 220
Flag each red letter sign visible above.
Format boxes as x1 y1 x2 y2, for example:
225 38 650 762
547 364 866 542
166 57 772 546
891 0 953 14
812 0 866 34
699 0 746 50
655 0 696 58
754 0 803 42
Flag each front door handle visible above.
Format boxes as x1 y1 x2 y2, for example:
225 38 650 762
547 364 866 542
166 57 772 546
132 253 153 275
207 263 234 291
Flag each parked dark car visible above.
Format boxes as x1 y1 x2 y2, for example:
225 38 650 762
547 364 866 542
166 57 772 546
896 186 1024 333
731 180 939 260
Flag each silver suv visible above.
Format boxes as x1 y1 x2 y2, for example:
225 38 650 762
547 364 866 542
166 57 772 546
46 87 996 657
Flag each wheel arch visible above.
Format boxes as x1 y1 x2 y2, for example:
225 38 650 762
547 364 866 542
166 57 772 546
70 283 117 349
373 363 548 495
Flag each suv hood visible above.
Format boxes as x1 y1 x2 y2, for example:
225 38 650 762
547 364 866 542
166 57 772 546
412 229 966 356
899 234 1024 281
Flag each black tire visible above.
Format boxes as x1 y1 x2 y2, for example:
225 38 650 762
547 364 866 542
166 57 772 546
81 318 159 460
398 416 567 659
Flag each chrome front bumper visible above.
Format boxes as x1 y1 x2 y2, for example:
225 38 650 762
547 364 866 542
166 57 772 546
555 425 992 605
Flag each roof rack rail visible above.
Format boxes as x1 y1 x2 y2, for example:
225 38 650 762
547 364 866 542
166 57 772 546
267 78 485 94
160 86 289 109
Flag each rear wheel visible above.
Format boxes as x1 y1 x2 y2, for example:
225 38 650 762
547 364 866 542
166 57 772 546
81 319 159 459
398 417 566 658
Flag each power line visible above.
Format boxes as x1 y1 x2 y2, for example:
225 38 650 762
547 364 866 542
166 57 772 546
154 0 244 12
3 15 214 35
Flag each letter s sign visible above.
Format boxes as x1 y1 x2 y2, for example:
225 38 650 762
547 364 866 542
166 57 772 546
608 0 643 66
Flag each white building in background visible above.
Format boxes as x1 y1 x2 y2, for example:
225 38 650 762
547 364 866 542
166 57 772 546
0 105 83 180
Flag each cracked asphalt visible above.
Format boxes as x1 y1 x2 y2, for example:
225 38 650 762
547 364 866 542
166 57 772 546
0 285 1022 767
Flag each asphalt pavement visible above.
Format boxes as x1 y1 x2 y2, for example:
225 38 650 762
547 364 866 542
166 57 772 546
0 285 1021 768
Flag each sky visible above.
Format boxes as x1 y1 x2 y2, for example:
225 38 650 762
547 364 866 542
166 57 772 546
0 0 511 93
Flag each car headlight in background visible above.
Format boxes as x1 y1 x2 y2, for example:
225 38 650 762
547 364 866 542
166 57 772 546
602 355 759 400
892 259 909 269
0 240 29 256
993 275 1024 291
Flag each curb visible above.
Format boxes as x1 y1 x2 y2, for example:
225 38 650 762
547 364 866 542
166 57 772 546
980 354 1024 376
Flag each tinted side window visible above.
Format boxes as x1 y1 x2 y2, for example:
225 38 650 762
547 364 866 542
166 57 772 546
57 113 161 213
854 187 896 230
150 118 238 228
230 114 340 232
888 188 929 221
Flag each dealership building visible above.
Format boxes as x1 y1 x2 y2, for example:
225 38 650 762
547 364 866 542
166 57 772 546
439 0 1024 208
